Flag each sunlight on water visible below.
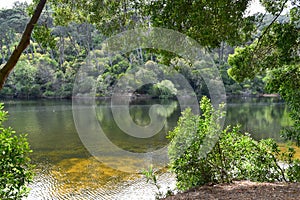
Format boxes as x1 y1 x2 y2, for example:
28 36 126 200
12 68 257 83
26 157 176 200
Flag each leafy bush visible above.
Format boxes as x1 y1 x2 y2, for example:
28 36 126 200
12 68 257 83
152 80 177 99
0 103 34 199
286 159 300 182
168 96 300 191
265 64 300 146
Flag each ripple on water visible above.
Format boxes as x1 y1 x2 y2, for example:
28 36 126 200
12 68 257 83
25 157 176 200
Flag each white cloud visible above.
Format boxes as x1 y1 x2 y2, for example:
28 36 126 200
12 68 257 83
246 0 266 16
0 0 32 9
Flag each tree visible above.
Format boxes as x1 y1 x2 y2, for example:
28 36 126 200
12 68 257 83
0 5 28 64
0 0 265 89
0 0 47 89
228 0 300 144
144 0 255 48
0 1 47 199
13 60 39 98
153 79 178 99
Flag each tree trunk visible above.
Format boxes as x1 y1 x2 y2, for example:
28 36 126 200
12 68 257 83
59 36 65 67
0 0 47 90
67 33 80 56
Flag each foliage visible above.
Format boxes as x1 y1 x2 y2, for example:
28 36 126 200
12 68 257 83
142 165 162 199
46 0 257 49
144 0 255 48
1 0 298 99
32 25 56 50
286 159 300 182
152 80 177 99
266 64 300 145
228 0 300 144
0 2 271 99
0 5 28 63
142 165 173 199
168 96 300 191
0 103 34 199
11 60 39 98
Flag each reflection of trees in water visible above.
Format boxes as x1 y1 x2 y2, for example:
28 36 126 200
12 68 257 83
96 97 293 150
97 97 291 143
95 99 180 153
154 100 178 118
130 100 178 130
129 99 178 125
226 98 293 141
5 101 82 152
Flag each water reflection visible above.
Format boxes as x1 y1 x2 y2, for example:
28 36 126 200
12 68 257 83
226 97 293 141
96 99 179 154
0 97 293 199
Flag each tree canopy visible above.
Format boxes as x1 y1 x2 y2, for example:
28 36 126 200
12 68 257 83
228 0 300 144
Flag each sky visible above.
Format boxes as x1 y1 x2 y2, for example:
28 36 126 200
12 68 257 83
247 0 266 15
0 0 32 9
0 0 266 13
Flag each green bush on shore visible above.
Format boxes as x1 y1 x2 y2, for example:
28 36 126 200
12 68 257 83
168 96 300 191
0 103 34 199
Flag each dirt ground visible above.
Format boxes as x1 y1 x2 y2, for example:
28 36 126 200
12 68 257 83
163 181 300 200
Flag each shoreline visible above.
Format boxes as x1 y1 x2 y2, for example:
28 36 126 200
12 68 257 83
0 93 281 100
162 180 300 200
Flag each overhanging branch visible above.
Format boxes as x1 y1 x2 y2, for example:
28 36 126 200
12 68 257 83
0 0 47 90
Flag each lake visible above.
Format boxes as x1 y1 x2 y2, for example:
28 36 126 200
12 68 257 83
1 97 293 199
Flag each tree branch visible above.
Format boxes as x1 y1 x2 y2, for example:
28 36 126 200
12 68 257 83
0 0 47 90
255 0 288 51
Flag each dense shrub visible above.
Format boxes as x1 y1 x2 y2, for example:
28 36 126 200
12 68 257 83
152 80 177 99
168 96 300 191
0 103 34 199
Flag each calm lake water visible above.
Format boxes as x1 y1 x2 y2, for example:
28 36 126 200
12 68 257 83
1 97 293 199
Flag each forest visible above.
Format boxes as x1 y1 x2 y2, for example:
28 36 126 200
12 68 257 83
0 0 299 199
1 1 285 99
